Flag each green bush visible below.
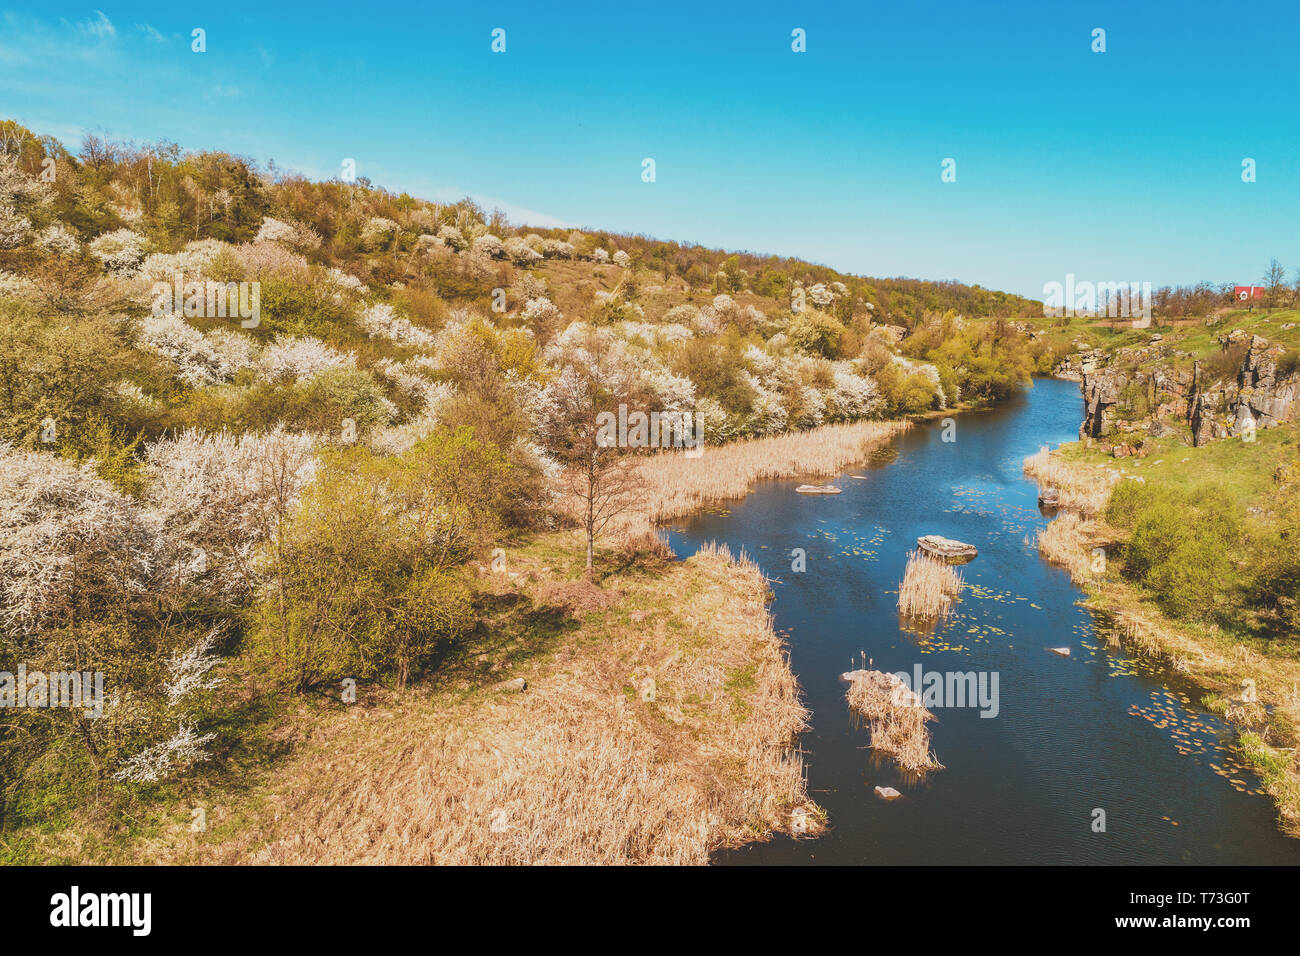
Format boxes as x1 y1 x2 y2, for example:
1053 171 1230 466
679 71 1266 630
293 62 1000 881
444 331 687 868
248 427 511 689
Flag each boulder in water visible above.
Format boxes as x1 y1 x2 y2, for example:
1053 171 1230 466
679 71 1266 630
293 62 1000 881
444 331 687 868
916 534 978 563
874 786 902 801
1048 647 1071 658
796 484 842 495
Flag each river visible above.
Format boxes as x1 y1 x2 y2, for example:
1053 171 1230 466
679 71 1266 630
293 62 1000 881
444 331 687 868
666 377 1300 864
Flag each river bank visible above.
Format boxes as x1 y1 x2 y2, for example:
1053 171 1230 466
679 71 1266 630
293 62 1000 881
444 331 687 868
11 417 920 864
1024 437 1300 837
670 378 1300 863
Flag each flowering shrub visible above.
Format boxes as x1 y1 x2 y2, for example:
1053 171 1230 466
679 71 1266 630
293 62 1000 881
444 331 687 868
144 425 317 599
808 283 835 307
826 366 883 422
0 153 51 249
472 234 505 259
359 302 437 349
437 224 466 251
591 248 610 264
89 228 148 276
138 313 234 387
0 445 168 632
327 266 367 294
504 236 542 265
261 334 357 382
235 240 310 279
256 216 321 250
613 250 631 268
37 223 81 256
361 216 400 250
138 238 230 282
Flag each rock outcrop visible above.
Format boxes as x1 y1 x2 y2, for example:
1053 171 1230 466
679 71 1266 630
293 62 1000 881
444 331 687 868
1068 331 1296 448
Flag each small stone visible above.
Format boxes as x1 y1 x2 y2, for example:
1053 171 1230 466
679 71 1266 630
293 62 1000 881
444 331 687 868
1048 647 1071 657
495 677 527 692
874 786 902 801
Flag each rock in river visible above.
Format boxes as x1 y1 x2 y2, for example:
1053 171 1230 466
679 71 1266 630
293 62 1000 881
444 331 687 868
916 534 978 563
796 484 842 495
874 786 903 801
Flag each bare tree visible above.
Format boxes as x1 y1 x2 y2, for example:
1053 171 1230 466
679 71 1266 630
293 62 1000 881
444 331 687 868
1263 258 1287 309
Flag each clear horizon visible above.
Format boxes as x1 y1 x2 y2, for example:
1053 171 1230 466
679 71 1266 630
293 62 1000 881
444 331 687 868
3 0 1298 299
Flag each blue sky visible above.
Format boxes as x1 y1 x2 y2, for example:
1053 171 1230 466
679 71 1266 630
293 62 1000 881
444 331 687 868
2 1 1297 297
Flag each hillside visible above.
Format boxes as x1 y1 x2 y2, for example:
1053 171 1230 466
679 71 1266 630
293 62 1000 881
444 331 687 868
0 121 1055 861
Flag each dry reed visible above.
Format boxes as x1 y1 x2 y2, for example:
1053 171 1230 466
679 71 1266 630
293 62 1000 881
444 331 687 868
564 420 911 542
99 534 820 865
1022 446 1117 516
898 550 963 622
845 669 942 773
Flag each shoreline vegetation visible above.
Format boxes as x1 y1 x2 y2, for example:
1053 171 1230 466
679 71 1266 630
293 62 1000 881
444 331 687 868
6 416 911 864
1024 439 1300 836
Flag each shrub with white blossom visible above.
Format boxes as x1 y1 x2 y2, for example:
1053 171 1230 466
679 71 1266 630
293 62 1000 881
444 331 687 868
89 228 148 276
144 426 318 599
359 302 437 349
0 445 169 632
612 250 631 268
437 224 466 251
361 216 400 250
255 216 321 250
261 334 357 382
138 313 235 387
37 222 81 256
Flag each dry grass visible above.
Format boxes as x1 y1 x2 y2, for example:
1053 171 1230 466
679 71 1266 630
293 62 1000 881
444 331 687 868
1023 445 1117 516
1033 511 1105 585
571 420 911 540
898 550 963 622
845 670 942 774
64 533 821 864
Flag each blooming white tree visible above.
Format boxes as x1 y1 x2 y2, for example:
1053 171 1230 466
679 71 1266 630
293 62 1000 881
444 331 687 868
36 222 81 256
472 233 505 259
808 283 835 308
361 216 400 250
359 302 438 349
138 313 235 387
261 334 357 382
826 366 883 421
0 153 52 249
144 426 318 600
89 228 148 276
591 248 610 264
0 445 169 632
437 224 466 251
612 250 631 268
255 216 321 250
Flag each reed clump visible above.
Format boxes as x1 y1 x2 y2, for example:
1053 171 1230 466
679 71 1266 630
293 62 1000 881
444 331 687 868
845 669 942 774
1023 445 1117 516
582 420 911 542
898 550 963 622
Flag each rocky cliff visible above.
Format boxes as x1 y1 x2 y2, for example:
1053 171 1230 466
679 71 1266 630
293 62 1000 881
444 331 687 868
1060 331 1297 452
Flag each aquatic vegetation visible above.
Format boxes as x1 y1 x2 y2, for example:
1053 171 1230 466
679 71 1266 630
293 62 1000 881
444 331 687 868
898 549 964 623
845 669 943 774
